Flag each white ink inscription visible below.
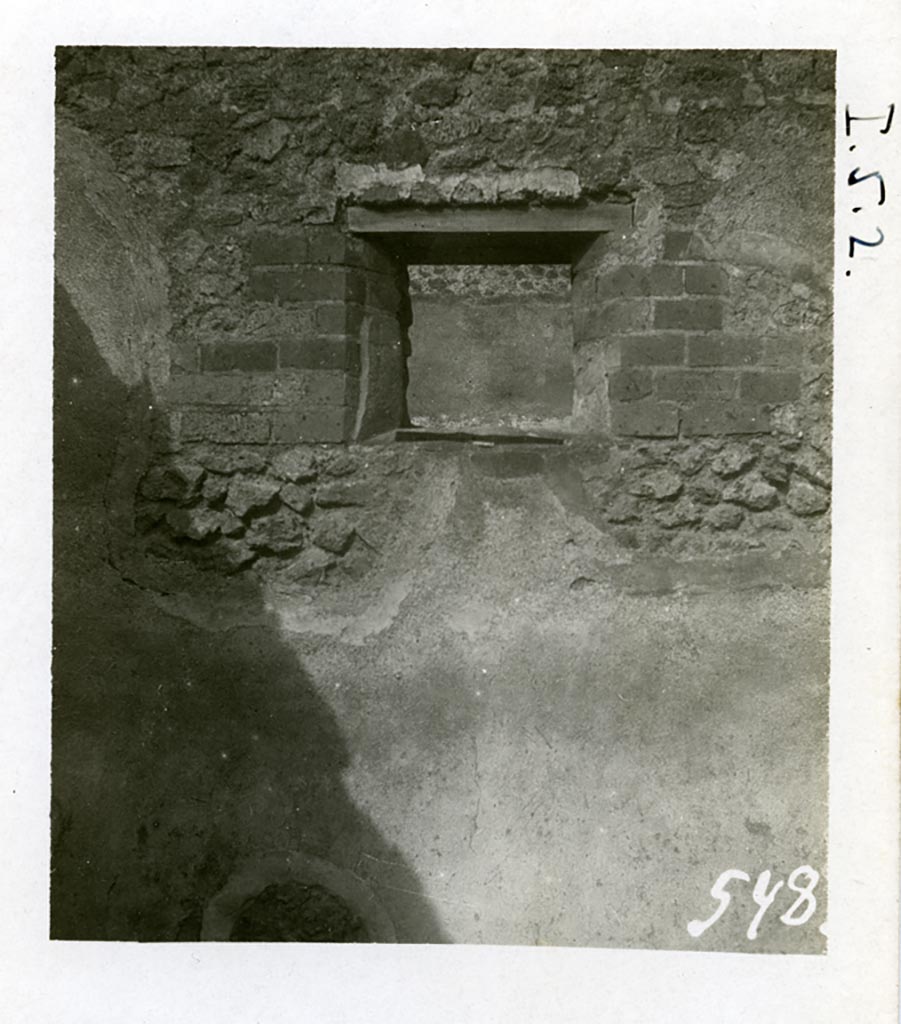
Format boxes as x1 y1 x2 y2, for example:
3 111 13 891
687 865 820 940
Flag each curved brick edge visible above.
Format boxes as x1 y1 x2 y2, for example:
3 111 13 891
201 850 397 943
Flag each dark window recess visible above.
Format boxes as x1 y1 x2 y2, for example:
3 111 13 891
404 264 573 436
347 203 631 444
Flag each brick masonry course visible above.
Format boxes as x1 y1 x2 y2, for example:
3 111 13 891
165 371 347 408
681 402 771 436
248 267 365 305
610 399 680 438
200 341 278 373
279 336 359 373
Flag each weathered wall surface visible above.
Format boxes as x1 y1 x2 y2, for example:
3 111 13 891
54 121 172 550
56 46 833 551
53 50 832 950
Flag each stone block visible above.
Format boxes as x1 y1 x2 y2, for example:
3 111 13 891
312 516 357 554
214 537 258 572
279 336 358 373
619 333 685 366
654 369 737 402
687 471 724 505
706 504 744 530
600 299 653 333
245 506 307 553
628 468 683 499
681 402 771 436
274 371 347 407
279 482 315 515
248 267 357 304
249 227 397 275
785 478 829 515
687 334 763 366
165 506 222 542
711 444 757 477
201 474 230 503
761 335 804 367
139 461 205 503
597 266 651 298
608 368 653 402
303 227 349 265
323 453 359 477
214 510 246 537
200 342 278 373
654 298 723 331
654 497 703 528
249 231 309 266
316 303 364 336
242 119 290 162
366 274 403 314
757 449 791 485
672 445 708 477
611 399 680 437
790 450 831 489
170 340 200 373
684 265 728 295
165 370 346 408
663 229 694 260
345 235 398 275
269 408 348 444
368 314 404 348
226 475 281 517
722 473 778 510
271 448 318 482
740 371 801 403
180 409 272 444
649 265 684 296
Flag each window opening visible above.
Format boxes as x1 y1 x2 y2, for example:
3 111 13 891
405 264 573 436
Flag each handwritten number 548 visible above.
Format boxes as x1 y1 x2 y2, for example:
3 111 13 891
687 865 820 940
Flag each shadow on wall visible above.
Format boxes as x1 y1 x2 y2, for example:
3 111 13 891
52 281 447 942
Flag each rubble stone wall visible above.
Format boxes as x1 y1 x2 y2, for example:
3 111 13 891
57 47 834 555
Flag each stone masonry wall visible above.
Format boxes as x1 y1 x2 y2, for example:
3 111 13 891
57 48 834 555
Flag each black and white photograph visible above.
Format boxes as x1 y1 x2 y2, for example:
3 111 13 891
52 44 835 952
2 3 899 1021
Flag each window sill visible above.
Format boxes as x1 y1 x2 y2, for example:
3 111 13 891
390 427 567 446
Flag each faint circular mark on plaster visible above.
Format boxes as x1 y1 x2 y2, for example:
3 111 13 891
202 850 397 943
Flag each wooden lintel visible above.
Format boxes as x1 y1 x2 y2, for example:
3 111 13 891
347 203 633 235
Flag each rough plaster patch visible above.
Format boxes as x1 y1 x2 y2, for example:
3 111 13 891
267 573 415 645
336 162 425 198
55 122 171 393
446 600 500 642
336 163 581 203
707 229 819 276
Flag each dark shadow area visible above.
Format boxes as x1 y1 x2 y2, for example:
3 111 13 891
51 280 447 942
